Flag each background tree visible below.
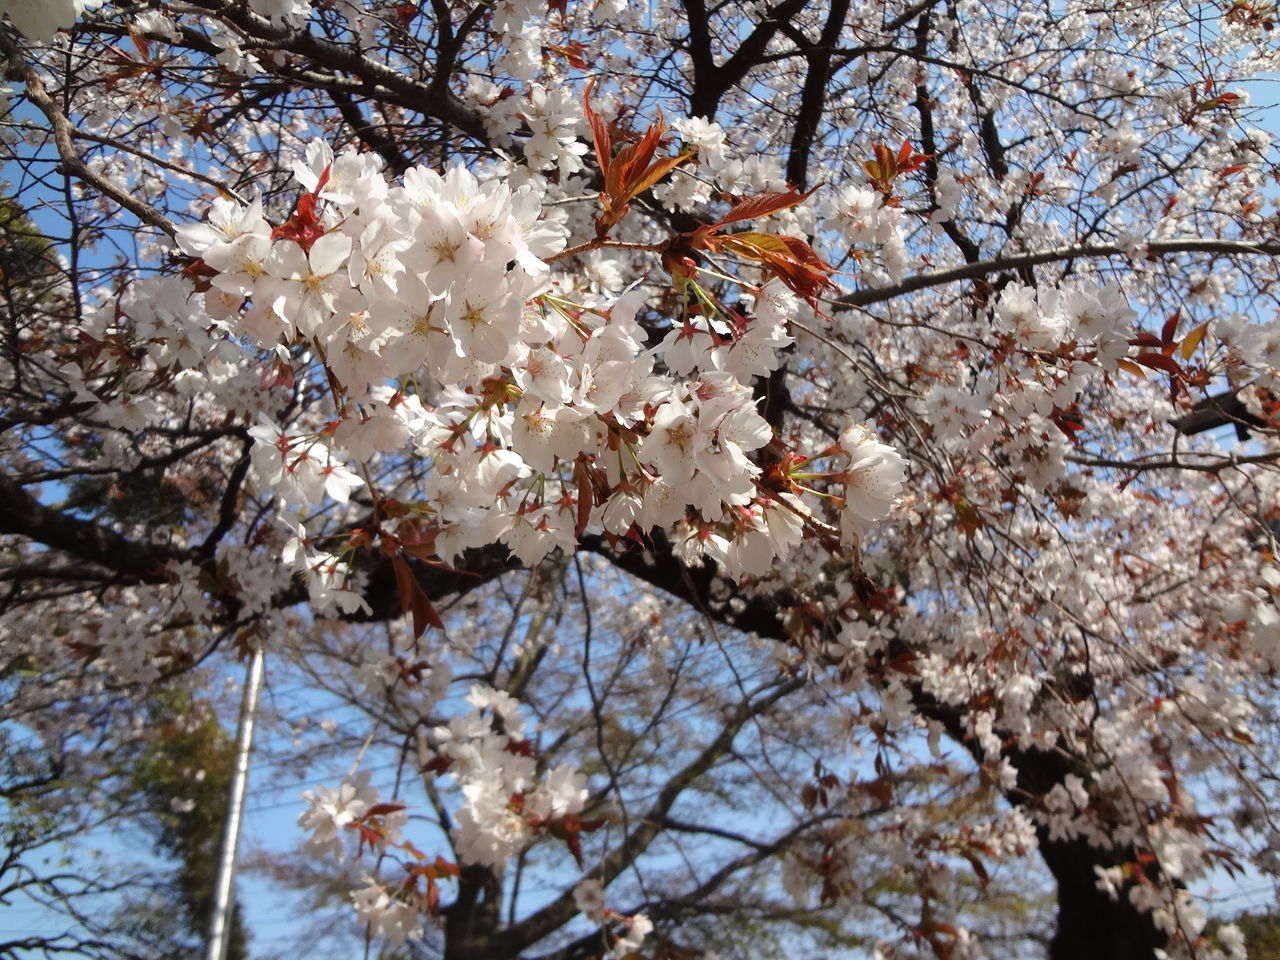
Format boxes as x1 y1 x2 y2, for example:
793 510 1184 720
1210 910 1280 959
243 555 1057 960
113 690 251 960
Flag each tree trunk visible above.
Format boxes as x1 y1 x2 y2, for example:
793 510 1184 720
1039 830 1166 960
443 864 504 960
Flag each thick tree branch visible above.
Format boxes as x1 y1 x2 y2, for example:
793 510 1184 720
684 0 813 118
784 0 850 189
912 15 983 265
0 474 182 584
489 674 806 958
835 239 1280 308
0 469 519 623
182 0 490 142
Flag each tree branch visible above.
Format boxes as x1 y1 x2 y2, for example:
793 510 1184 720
490 674 806 958
1 38 178 239
834 239 1280 308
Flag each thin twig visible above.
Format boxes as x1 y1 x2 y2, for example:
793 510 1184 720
2 36 179 239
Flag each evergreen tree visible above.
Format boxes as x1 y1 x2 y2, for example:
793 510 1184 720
116 690 251 960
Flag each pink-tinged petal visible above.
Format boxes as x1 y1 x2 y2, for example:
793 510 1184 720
266 239 309 279
308 231 353 276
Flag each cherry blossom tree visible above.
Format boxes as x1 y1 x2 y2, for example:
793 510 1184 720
1 1 1279 958
249 555 1054 959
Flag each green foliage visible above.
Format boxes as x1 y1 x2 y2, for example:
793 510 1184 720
1206 908 1280 959
0 196 56 288
116 689 251 960
1234 910 1280 958
1239 911 1280 960
63 462 192 527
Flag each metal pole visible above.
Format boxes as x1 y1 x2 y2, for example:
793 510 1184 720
204 646 265 960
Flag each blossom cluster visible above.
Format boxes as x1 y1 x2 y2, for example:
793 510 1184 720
297 684 591 946
572 879 654 959
298 769 403 860
170 140 912 607
0 0 103 40
1222 563 1280 667
428 684 588 867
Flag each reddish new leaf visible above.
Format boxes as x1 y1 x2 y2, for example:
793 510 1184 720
715 230 794 256
572 456 593 537
543 814 606 868
618 148 695 208
718 232 835 305
545 42 589 69
391 555 444 639
363 803 408 818
352 822 384 855
272 190 327 253
963 850 991 890
1133 352 1183 376
583 82 695 237
888 652 921 676
953 498 984 539
582 79 612 183
860 775 893 808
1050 403 1087 445
1128 331 1165 348
505 738 536 757
422 754 454 776
801 783 820 811
1116 357 1148 379
709 185 820 229
597 121 694 236
897 138 929 171
1178 322 1209 360
605 118 665 204
432 856 461 878
863 140 931 193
